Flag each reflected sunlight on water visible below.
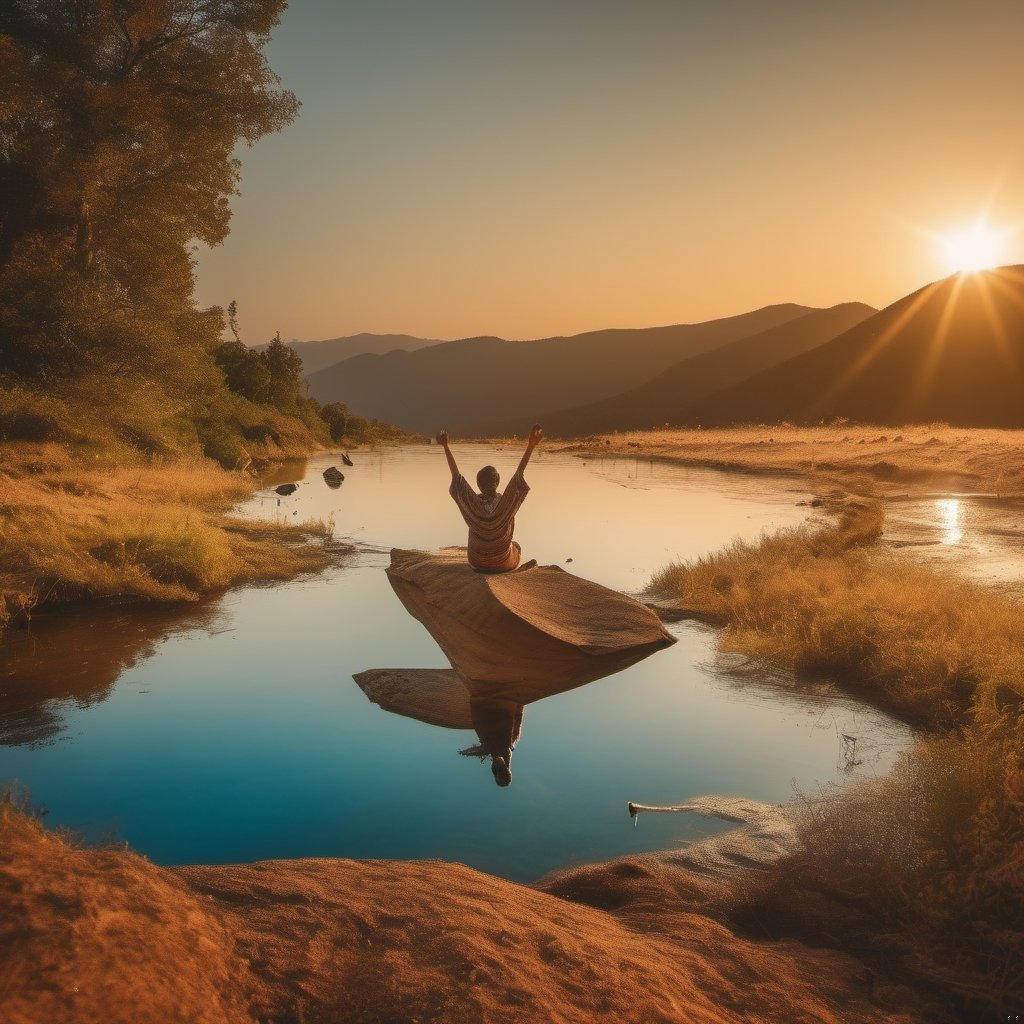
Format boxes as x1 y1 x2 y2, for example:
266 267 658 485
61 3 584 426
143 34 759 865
936 498 963 545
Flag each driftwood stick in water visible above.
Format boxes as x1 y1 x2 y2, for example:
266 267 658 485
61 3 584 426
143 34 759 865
628 797 764 824
628 801 695 818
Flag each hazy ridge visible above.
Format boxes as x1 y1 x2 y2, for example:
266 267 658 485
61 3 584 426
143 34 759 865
518 302 875 436
252 333 443 377
305 305 815 434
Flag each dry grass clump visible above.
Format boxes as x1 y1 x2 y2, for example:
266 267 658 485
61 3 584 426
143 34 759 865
0 448 330 627
731 711 1024 1021
0 372 330 468
648 501 1023 726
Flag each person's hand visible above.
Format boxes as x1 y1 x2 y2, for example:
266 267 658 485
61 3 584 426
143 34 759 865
436 430 449 446
528 424 543 447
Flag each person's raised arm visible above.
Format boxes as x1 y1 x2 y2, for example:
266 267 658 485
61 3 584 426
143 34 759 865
516 424 543 477
436 430 460 480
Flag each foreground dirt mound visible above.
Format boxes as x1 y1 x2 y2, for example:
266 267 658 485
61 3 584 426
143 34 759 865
3 806 928 1024
0 807 258 1024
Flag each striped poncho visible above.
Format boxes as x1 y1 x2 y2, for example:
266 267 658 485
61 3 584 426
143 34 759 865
449 470 530 572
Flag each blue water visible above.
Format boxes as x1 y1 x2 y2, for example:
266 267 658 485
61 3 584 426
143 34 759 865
0 446 911 881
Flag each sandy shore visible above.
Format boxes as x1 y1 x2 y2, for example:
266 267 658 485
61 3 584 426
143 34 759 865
550 424 1024 495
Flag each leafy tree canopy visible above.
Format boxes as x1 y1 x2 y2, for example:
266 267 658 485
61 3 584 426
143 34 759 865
0 0 297 386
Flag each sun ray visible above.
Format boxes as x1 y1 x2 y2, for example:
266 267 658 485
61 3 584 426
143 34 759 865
808 282 941 417
905 273 965 416
984 267 1024 317
975 273 1015 367
976 271 1024 381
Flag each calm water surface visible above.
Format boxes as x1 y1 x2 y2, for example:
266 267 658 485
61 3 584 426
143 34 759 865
0 446 912 881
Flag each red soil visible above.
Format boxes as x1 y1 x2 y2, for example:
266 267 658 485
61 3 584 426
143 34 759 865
2 806 929 1024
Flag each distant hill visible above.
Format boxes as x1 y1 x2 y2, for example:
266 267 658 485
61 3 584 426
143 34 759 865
251 333 442 377
305 305 816 434
682 266 1024 428
524 303 875 437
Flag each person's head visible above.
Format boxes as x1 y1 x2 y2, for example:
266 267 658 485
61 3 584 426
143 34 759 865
477 465 500 496
491 755 512 787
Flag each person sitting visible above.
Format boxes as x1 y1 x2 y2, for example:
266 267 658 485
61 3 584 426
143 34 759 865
437 425 542 572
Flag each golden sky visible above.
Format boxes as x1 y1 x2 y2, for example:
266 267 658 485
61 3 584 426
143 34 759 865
195 0 1024 343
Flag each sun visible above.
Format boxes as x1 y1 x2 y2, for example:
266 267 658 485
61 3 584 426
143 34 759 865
937 219 1008 274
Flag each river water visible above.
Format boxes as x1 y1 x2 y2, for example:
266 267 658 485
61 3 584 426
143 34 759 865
0 445 912 881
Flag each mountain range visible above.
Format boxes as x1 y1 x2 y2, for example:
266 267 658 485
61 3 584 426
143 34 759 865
304 305 829 434
683 266 1024 428
252 333 441 377
530 303 875 437
294 266 1024 433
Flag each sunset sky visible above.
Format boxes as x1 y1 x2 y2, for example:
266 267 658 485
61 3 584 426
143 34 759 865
195 0 1024 344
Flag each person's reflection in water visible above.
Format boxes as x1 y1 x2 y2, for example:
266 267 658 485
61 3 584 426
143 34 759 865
461 697 524 787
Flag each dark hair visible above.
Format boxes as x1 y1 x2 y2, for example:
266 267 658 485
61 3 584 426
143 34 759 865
491 757 512 787
477 465 500 493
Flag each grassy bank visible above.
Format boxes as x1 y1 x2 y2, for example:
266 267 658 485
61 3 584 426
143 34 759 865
648 503 1024 1019
649 500 1023 726
555 423 1024 495
0 441 336 630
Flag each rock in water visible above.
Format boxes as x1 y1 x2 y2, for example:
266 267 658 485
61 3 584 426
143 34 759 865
322 466 345 487
275 483 298 496
381 547 676 705
342 453 354 467
353 668 474 729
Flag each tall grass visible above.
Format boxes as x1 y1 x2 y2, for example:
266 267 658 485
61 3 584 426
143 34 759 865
649 501 1023 726
730 711 1023 1020
649 501 1024 1019
0 450 330 627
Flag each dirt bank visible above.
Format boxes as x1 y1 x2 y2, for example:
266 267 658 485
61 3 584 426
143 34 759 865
1 803 930 1024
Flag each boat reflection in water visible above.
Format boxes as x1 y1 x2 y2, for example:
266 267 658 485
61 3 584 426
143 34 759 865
354 548 676 786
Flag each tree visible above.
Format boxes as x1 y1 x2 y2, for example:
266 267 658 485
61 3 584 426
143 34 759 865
226 301 242 345
264 331 303 410
321 402 350 442
214 340 271 402
0 1 298 390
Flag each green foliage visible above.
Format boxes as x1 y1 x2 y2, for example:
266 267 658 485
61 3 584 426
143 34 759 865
321 402 350 442
214 340 272 404
295 394 329 441
318 399 406 445
263 332 304 410
0 0 298 419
